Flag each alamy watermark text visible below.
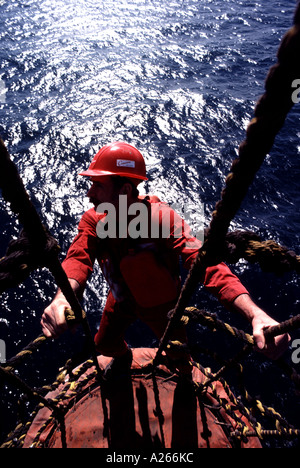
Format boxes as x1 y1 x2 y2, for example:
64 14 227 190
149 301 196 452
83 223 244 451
292 79 300 104
0 78 6 104
95 196 204 247
0 340 6 363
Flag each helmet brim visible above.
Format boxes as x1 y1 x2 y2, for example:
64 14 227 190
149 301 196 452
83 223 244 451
79 169 148 181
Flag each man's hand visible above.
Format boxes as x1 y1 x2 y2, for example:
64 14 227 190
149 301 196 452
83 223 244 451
41 293 70 339
252 313 290 360
41 279 81 339
233 294 291 360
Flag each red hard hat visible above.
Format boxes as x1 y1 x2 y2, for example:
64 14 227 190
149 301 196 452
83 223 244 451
79 142 148 184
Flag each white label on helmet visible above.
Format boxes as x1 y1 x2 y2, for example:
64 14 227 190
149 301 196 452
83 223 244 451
117 159 135 168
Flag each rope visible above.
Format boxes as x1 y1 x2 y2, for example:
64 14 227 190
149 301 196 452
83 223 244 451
1 335 47 372
206 4 300 254
0 3 300 449
2 322 300 447
184 306 300 348
222 230 300 275
152 0 300 369
0 229 61 294
0 138 100 370
151 371 166 448
183 306 300 392
0 138 111 445
1 358 97 448
0 365 67 448
183 307 254 345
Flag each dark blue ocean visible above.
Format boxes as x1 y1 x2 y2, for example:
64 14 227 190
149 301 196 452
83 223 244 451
0 0 300 448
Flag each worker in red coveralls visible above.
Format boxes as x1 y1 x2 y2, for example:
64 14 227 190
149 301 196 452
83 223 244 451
41 142 290 375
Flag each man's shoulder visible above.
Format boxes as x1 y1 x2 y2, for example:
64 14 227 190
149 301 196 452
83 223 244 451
139 194 172 212
79 207 105 228
138 194 162 204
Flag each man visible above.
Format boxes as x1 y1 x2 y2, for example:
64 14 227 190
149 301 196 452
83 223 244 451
41 142 290 373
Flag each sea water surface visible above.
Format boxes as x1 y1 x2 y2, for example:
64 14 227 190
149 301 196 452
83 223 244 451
0 0 300 447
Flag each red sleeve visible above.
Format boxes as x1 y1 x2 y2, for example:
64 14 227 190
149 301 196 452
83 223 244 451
62 208 100 288
202 263 249 308
162 203 249 308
